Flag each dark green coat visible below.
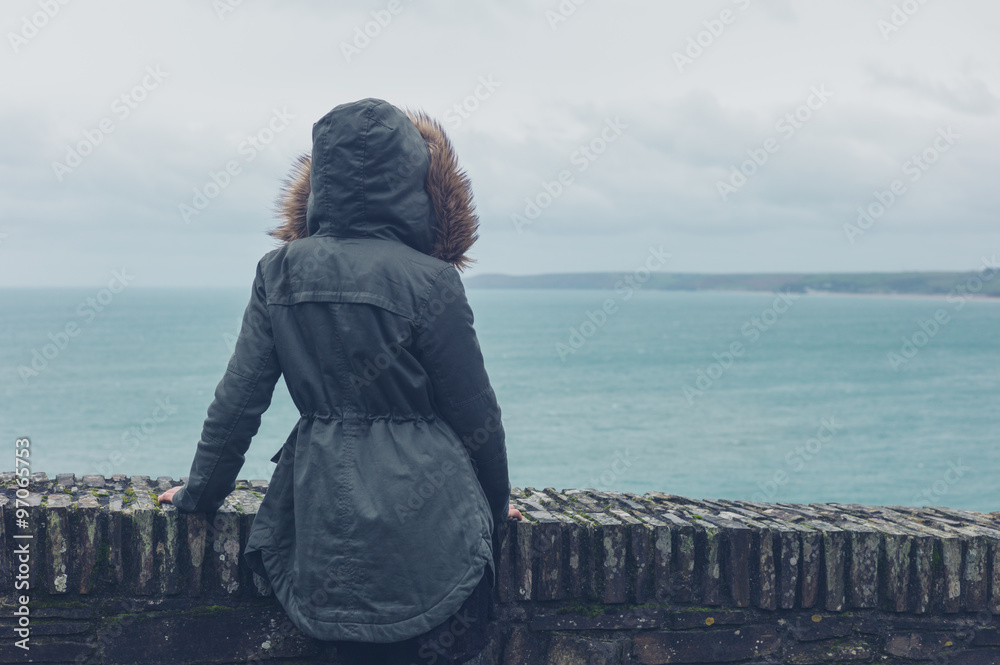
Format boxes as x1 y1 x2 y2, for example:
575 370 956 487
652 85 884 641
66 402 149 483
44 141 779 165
171 98 511 643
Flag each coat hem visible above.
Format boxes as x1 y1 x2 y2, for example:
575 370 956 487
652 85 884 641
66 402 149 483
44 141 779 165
261 535 494 643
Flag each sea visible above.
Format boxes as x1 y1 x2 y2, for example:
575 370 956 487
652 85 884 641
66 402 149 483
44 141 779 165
1 287 998 512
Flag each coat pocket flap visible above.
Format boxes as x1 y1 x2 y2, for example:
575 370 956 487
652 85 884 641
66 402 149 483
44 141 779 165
270 426 298 463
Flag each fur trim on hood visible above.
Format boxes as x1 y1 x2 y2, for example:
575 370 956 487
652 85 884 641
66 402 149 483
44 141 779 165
268 107 479 271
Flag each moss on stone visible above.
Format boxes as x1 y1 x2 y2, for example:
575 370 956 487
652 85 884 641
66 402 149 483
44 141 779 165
94 542 111 578
188 604 235 616
251 490 263 499
556 602 608 618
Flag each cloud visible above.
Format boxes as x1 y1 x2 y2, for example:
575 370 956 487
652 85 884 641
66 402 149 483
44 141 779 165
867 64 999 115
1 0 999 285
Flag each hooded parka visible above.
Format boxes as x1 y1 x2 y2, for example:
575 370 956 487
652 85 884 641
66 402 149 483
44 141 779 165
170 98 511 644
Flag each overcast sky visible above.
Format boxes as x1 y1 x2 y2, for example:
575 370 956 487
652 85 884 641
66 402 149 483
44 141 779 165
2 0 998 287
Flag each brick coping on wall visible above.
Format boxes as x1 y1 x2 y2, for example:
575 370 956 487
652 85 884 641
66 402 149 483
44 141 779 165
3 471 1000 613
4 472 1000 664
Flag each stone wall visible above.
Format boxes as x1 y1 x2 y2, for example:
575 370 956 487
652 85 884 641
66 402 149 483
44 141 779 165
2 472 1000 664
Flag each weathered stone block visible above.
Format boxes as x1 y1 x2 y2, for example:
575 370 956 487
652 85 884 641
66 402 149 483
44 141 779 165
546 634 620 665
515 519 534 601
535 521 564 601
949 650 1000 665
886 631 957 659
817 524 847 611
104 605 317 665
156 507 181 595
848 530 879 609
126 507 156 595
752 525 776 610
669 517 696 604
725 524 751 608
941 537 964 613
43 497 70 594
912 535 934 614
208 508 242 596
784 637 872 663
631 522 655 604
800 529 822 609
564 520 588 600
184 511 207 597
963 535 989 612
632 625 780 664
502 624 547 665
776 527 802 609
669 609 745 629
597 523 628 604
973 627 1000 646
696 523 722 606
652 524 672 603
530 605 670 631
786 613 854 641
883 532 913 612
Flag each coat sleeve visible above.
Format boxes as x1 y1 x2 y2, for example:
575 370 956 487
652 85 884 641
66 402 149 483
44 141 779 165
414 265 511 530
171 258 283 513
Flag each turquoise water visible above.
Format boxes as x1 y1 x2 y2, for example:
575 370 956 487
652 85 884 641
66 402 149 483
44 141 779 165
1 287 998 511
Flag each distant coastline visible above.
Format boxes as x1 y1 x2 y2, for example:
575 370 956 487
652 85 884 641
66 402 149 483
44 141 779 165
464 271 1000 298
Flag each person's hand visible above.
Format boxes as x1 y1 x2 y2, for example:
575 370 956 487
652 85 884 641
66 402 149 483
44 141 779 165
508 506 523 520
158 486 182 505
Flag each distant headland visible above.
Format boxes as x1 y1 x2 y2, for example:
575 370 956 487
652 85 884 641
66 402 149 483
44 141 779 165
465 270 1000 298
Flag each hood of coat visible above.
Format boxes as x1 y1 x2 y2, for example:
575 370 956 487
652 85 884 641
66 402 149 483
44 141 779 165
268 98 479 270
